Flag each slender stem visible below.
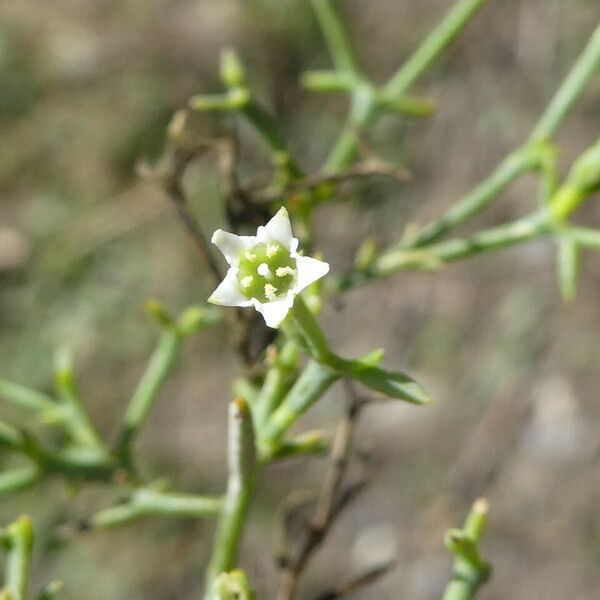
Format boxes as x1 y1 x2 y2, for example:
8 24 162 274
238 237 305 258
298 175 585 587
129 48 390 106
311 0 359 74
118 328 182 452
54 352 105 451
92 489 223 527
383 0 488 100
563 225 600 249
165 176 225 285
335 212 551 289
405 148 543 248
205 399 257 598
0 380 55 413
408 22 600 247
289 296 333 363
0 467 40 496
0 421 26 453
241 101 304 180
442 499 491 600
530 22 600 142
324 83 378 172
557 238 579 302
2 516 34 600
253 341 300 428
324 0 488 170
260 361 338 454
374 212 550 274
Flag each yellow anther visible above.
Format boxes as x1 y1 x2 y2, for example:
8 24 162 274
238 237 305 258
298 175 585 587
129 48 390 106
276 266 295 277
240 275 253 288
266 244 280 258
264 283 278 301
244 251 257 261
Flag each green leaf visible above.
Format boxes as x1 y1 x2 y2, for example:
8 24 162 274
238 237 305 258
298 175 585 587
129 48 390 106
333 357 430 405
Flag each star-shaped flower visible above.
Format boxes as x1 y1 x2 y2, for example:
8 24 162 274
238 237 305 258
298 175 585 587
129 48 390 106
208 208 329 328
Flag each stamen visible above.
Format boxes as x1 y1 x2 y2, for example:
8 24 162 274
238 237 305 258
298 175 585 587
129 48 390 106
264 283 278 301
257 263 271 277
266 243 279 258
276 266 295 277
240 275 253 288
244 251 257 261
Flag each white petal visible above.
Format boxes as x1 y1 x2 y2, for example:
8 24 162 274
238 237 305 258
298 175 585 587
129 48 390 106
212 230 257 267
208 268 252 307
252 294 294 328
256 207 295 249
293 255 330 292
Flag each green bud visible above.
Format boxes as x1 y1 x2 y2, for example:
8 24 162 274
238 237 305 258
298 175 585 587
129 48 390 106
354 237 379 271
220 49 247 88
176 306 205 336
566 137 600 195
145 299 173 327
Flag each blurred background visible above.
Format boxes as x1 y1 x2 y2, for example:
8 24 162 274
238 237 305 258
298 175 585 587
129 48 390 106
1 0 600 598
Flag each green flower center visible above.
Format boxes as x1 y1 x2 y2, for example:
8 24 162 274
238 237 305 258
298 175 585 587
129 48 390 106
237 242 296 302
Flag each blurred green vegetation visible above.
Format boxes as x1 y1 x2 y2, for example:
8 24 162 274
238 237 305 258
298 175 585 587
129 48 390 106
1 0 600 598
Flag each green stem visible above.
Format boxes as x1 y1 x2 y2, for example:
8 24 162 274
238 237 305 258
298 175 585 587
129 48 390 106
311 0 359 74
335 212 551 289
409 22 600 248
0 421 26 453
289 295 333 363
563 226 600 249
0 419 116 481
375 212 549 273
204 400 257 598
324 83 378 172
2 517 34 600
54 352 104 451
0 467 40 496
241 101 304 180
405 147 543 248
260 360 338 454
442 499 491 600
530 23 600 142
325 0 488 170
253 341 300 427
118 328 183 452
383 0 488 100
93 489 223 527
0 381 55 413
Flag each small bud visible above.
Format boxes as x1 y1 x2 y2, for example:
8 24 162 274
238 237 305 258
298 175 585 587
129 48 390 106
566 137 600 195
355 238 379 271
167 110 188 142
145 299 173 327
220 48 247 88
176 305 221 335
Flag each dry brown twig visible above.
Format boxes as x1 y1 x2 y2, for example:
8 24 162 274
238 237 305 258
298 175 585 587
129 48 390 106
275 382 390 600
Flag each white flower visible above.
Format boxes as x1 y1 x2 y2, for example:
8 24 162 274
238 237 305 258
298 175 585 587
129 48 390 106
208 207 329 328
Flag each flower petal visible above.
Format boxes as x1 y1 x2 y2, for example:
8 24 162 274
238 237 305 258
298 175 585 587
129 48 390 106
212 230 257 267
293 255 330 292
256 207 295 249
252 294 294 328
208 268 252 307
